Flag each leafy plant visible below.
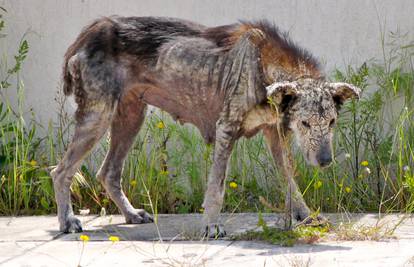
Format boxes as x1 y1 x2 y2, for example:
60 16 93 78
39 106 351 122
232 213 328 246
0 9 57 215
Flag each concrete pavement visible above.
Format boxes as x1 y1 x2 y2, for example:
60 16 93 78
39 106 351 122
0 213 413 267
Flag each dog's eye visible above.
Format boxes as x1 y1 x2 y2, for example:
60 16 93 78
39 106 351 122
301 121 311 128
329 119 335 127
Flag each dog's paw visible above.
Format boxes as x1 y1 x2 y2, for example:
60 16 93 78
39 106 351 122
204 224 226 239
61 216 83 233
125 209 154 224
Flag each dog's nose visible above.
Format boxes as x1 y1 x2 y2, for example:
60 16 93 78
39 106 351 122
317 153 332 168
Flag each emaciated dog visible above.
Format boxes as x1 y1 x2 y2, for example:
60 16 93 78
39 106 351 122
52 16 360 237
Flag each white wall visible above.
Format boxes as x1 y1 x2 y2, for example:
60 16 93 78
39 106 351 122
2 0 414 124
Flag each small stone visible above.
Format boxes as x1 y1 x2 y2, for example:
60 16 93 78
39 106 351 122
79 209 90 216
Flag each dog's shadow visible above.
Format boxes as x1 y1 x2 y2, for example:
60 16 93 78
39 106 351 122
54 213 352 257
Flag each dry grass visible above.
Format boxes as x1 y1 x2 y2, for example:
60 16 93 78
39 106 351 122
329 220 398 241
275 255 313 267
403 255 414 267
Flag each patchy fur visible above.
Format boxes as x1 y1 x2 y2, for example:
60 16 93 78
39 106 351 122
53 16 360 236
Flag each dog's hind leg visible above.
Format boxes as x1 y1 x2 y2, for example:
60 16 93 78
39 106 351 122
52 103 113 233
97 91 153 224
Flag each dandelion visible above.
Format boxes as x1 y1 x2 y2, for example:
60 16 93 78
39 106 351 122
229 181 238 189
79 235 89 242
344 153 351 159
29 160 37 167
1 175 5 183
199 208 204 213
78 234 89 266
345 187 352 193
361 161 369 167
159 170 169 175
130 180 137 187
108 235 120 243
156 121 165 129
314 180 323 190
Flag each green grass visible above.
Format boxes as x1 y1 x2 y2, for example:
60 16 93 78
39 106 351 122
0 14 413 217
231 213 329 246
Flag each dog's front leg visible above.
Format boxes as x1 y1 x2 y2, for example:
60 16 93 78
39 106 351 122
202 124 235 238
263 125 316 226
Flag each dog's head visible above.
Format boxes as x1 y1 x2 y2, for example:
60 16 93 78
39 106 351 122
267 78 361 167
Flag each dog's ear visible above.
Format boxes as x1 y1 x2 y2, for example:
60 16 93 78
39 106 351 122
329 82 361 108
266 81 299 112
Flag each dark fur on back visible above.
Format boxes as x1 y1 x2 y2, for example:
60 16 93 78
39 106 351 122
202 20 320 79
115 17 203 60
63 17 205 96
201 24 239 48
63 16 321 98
243 20 320 73
204 20 318 63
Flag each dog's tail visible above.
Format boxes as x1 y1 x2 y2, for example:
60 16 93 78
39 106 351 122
62 17 116 96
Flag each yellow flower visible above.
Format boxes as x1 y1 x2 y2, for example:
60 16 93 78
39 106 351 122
108 236 120 242
130 180 137 187
79 235 89 242
156 121 165 129
229 182 238 189
361 161 369 167
199 208 204 213
160 170 169 175
314 180 323 190
29 160 37 167
345 186 352 193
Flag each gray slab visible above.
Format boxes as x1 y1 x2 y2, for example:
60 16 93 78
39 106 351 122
1 239 414 267
1 213 413 242
0 215 97 241
1 213 414 267
59 213 286 242
0 240 234 267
